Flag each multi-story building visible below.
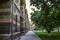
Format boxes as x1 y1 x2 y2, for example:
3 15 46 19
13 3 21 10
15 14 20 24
0 0 20 40
25 9 30 32
20 0 30 34
0 0 30 40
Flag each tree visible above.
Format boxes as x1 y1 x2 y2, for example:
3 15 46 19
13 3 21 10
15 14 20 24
30 0 60 36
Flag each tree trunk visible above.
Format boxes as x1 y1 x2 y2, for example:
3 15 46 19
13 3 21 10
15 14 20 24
48 31 51 36
58 27 59 33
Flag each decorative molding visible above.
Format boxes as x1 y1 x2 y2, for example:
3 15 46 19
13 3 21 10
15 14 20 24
0 32 20 37
0 8 11 12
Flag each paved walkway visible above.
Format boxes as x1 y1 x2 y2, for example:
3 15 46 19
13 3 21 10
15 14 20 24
20 31 41 40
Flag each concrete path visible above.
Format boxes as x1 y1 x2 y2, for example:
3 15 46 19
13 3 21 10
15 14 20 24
20 31 41 40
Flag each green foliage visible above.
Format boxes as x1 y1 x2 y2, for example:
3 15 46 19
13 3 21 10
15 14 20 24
30 0 60 32
34 31 60 40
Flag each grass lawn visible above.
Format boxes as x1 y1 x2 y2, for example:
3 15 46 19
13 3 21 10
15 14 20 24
34 31 60 40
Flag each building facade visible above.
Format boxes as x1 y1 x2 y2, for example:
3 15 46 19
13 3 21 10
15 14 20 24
0 0 21 40
20 0 30 34
0 0 30 40
25 9 30 32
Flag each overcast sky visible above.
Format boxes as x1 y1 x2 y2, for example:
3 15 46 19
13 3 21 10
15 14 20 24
25 0 32 22
25 0 39 22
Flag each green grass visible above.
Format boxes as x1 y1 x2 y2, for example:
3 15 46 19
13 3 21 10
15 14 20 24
34 31 60 40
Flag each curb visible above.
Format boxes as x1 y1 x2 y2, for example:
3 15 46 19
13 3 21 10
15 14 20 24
33 31 41 40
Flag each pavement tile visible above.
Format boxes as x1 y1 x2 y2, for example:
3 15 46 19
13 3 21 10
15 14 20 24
20 31 41 40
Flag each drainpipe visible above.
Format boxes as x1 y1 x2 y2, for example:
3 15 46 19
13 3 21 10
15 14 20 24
11 0 14 40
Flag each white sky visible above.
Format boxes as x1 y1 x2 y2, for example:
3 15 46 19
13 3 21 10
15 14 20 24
25 0 40 22
25 0 32 22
